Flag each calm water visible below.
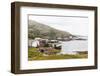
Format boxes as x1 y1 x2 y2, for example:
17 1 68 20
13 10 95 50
61 40 88 54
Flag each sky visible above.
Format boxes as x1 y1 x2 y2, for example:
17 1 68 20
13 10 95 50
29 15 88 36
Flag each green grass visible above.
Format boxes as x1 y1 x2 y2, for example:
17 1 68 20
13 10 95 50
28 47 88 61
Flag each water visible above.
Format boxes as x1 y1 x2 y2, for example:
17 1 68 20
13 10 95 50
61 40 88 54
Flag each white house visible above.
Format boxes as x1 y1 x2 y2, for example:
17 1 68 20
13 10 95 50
28 38 41 47
31 40 40 47
28 39 34 47
28 38 48 47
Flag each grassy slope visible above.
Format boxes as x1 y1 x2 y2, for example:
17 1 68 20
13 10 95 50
28 48 88 61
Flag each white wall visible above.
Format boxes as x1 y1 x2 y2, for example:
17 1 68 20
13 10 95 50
0 0 99 76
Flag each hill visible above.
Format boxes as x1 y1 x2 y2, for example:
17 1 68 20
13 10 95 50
28 20 72 40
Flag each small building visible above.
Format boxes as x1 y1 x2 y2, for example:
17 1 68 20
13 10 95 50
28 38 41 47
31 40 40 47
28 39 34 47
28 38 48 47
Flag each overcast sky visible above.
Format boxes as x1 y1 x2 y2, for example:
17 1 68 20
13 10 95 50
29 15 88 36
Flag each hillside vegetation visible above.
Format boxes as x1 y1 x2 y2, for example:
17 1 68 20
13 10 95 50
28 20 72 39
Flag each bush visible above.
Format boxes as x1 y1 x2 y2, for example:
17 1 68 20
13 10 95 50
28 48 43 58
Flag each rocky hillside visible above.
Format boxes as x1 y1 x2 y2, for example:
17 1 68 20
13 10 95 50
28 20 72 40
